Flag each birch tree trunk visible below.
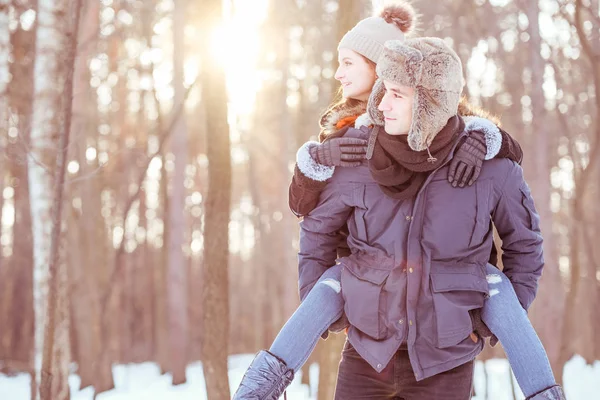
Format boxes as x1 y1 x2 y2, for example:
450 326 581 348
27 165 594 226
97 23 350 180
40 0 82 389
29 0 81 398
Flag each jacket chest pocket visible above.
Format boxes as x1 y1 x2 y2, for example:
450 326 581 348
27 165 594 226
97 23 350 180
469 179 493 247
429 263 488 348
422 178 491 254
341 259 393 340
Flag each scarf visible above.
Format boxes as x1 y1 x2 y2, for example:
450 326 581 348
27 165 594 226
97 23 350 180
367 116 465 200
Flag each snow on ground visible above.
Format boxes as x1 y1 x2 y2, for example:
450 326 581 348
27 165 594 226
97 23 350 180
1 355 598 399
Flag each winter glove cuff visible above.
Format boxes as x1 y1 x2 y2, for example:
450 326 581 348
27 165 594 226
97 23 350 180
463 116 502 160
296 141 335 182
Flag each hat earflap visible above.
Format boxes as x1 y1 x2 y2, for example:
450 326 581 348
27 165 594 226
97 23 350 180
368 79 386 126
407 87 426 151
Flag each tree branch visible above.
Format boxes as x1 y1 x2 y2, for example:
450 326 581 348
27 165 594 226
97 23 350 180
99 74 199 316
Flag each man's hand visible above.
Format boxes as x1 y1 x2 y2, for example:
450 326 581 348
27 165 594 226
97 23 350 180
321 313 350 340
448 130 487 187
469 308 498 346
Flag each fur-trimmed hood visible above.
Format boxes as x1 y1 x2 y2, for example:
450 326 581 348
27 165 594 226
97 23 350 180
457 98 500 126
318 101 368 142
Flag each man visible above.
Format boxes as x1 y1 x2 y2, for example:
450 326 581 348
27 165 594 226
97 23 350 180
297 38 556 399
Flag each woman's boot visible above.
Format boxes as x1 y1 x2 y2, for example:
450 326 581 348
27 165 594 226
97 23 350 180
527 385 566 400
232 350 294 400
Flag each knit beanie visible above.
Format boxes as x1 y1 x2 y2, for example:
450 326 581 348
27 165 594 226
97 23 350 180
367 37 464 151
338 1 417 63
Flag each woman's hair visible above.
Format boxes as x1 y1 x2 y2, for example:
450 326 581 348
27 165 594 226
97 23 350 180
318 55 376 141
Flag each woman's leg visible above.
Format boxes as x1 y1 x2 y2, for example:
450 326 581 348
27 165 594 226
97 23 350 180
232 265 345 399
270 264 345 371
481 264 558 398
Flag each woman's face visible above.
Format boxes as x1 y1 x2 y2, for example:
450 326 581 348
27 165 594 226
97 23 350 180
334 48 377 101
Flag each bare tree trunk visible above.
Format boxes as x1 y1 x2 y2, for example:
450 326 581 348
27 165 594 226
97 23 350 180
558 0 600 377
595 175 600 361
483 362 489 400
0 0 9 148
66 0 112 392
139 0 170 373
132 83 152 363
188 168 205 360
252 0 298 340
596 259 600 361
156 151 170 373
559 209 580 381
116 68 133 367
247 67 277 346
245 140 267 350
524 0 564 381
8 5 39 394
0 128 5 368
199 0 232 397
9 134 36 395
274 8 298 328
167 0 189 384
0 0 5 307
0 146 3 269
133 114 152 362
66 203 102 390
314 1 365 395
0 0 14 369
316 334 345 400
578 0 600 363
509 370 517 400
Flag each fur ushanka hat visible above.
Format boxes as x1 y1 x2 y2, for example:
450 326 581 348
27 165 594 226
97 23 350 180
368 37 464 152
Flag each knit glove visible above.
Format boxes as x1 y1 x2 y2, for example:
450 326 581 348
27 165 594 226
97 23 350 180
309 137 367 167
321 313 350 340
448 130 487 187
469 308 498 347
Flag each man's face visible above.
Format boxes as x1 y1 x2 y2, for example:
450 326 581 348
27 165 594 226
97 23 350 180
378 80 415 136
